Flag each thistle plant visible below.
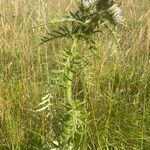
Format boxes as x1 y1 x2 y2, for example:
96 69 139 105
38 0 123 149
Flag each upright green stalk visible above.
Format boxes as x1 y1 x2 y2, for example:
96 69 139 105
66 69 74 106
38 1 124 149
66 37 77 106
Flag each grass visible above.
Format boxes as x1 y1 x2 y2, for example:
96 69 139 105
0 0 150 149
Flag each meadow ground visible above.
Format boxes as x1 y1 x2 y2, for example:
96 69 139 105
0 0 150 149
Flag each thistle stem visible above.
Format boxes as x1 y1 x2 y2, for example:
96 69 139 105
66 37 77 106
66 70 73 106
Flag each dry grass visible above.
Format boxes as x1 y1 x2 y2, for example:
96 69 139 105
0 0 150 149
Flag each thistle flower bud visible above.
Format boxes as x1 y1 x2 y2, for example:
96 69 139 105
82 0 124 24
82 0 93 8
108 3 123 24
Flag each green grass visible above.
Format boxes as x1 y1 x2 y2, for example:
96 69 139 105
0 0 150 149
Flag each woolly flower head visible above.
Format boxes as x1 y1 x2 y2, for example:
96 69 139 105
108 3 123 24
82 0 124 24
82 0 93 8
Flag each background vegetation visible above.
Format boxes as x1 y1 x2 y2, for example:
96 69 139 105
0 0 150 149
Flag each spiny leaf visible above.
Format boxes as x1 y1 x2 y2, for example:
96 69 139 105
50 76 61 81
41 94 52 101
69 11 77 19
59 26 70 35
56 61 67 66
36 105 51 112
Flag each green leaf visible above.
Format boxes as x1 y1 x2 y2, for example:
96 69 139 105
36 105 51 112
